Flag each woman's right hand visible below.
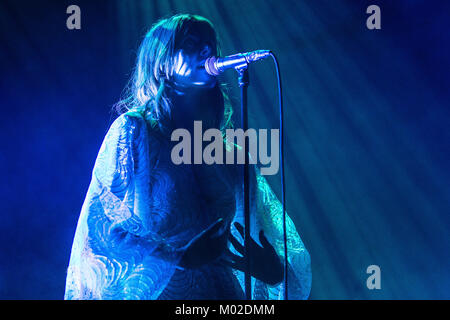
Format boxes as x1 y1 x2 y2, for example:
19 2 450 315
178 218 229 269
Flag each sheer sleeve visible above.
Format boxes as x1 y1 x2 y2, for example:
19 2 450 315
65 112 183 300
231 166 312 300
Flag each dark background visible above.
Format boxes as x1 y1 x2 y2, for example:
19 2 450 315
0 0 449 299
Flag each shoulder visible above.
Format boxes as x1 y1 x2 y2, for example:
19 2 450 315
108 112 166 156
106 111 150 143
111 111 146 132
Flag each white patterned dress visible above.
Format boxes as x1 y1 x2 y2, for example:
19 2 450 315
64 112 311 300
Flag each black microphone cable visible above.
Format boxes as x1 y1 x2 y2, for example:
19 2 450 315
269 52 288 300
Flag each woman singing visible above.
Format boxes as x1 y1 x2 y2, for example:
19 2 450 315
64 14 311 300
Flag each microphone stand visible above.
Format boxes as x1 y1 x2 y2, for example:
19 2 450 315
237 66 252 300
232 52 287 301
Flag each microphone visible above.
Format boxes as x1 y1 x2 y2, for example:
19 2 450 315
205 50 271 76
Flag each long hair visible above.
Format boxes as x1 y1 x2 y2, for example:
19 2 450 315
114 14 233 133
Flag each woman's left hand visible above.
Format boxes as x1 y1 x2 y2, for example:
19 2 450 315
221 222 284 286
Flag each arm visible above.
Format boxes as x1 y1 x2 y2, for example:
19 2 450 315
229 165 312 300
92 112 184 263
252 167 312 300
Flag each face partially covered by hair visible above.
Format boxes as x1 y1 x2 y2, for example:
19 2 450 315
118 14 232 132
170 19 218 89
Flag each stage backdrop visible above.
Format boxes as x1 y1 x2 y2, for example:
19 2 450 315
0 0 449 299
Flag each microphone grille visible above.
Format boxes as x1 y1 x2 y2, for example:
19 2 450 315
205 56 220 76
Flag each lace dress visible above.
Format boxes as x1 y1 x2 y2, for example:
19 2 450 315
64 112 311 300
